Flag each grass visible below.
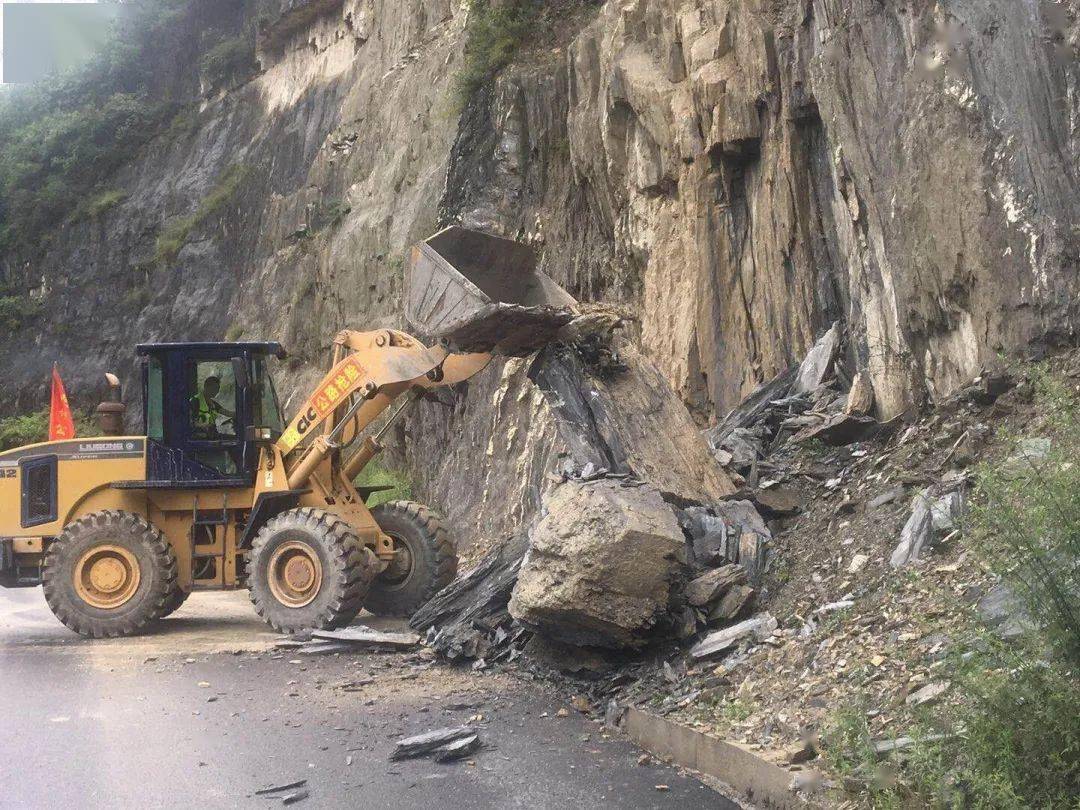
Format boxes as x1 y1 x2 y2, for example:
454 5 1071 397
717 697 753 724
287 199 352 245
154 164 249 264
73 189 127 221
353 458 413 508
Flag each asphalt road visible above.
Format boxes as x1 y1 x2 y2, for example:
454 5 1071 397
0 589 737 809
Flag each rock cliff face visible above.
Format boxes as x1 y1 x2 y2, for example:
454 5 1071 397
448 0 1080 422
2 0 1078 548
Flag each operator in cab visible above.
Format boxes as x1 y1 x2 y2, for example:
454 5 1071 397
190 376 234 438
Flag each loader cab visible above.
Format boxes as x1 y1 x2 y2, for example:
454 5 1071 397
136 342 286 485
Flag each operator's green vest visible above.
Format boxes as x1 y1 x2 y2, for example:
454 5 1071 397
191 392 215 426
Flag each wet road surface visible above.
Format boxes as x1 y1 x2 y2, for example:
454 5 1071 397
0 589 738 809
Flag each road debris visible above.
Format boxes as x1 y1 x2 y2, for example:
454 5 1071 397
433 734 482 762
311 626 420 649
254 779 307 796
689 614 778 660
390 726 478 761
509 478 687 649
686 565 746 607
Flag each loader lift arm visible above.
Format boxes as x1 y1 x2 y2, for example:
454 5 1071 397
276 329 490 492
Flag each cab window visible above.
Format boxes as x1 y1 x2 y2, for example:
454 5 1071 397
146 356 164 441
188 361 238 439
188 360 241 476
253 357 284 434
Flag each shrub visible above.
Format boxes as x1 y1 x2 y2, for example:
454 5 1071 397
353 459 413 508
969 369 1080 666
454 0 538 104
823 365 1080 807
199 34 257 89
0 411 49 450
0 296 41 331
0 408 100 450
453 0 595 106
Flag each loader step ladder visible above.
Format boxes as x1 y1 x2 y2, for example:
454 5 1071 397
191 493 230 585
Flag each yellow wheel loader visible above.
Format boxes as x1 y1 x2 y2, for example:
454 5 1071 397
0 227 577 638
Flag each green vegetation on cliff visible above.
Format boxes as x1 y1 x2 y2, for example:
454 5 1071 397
154 164 250 264
0 409 100 451
454 0 597 106
823 368 1080 808
0 0 255 260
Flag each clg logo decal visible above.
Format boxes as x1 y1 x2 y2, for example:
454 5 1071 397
294 406 319 438
279 356 369 452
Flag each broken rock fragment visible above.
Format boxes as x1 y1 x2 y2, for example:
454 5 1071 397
311 626 419 649
685 564 745 607
753 486 801 516
509 479 686 649
391 726 477 760
682 500 770 566
890 488 966 567
797 413 879 446
433 734 481 763
707 584 755 623
793 322 841 394
689 613 777 659
844 372 875 415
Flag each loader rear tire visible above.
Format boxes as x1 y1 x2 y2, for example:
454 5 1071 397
158 586 190 619
365 501 456 618
248 507 377 634
42 510 177 638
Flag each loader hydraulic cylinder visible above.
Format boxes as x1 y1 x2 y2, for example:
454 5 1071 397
342 392 416 480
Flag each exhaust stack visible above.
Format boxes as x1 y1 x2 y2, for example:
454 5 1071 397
95 372 126 436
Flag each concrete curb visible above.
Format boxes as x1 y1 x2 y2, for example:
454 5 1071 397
623 708 823 809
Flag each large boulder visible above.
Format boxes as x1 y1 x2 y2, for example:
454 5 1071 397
508 479 687 649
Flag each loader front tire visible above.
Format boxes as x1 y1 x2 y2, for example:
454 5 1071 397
42 510 177 638
365 501 456 617
248 507 376 634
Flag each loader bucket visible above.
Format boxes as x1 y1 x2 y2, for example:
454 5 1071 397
406 226 578 354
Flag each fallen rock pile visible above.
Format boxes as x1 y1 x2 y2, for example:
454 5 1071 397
413 332 734 660
590 346 1065 787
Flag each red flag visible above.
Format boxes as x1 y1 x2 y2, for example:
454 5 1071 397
49 364 76 441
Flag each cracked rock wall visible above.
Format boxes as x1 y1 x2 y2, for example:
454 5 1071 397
441 0 1079 424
